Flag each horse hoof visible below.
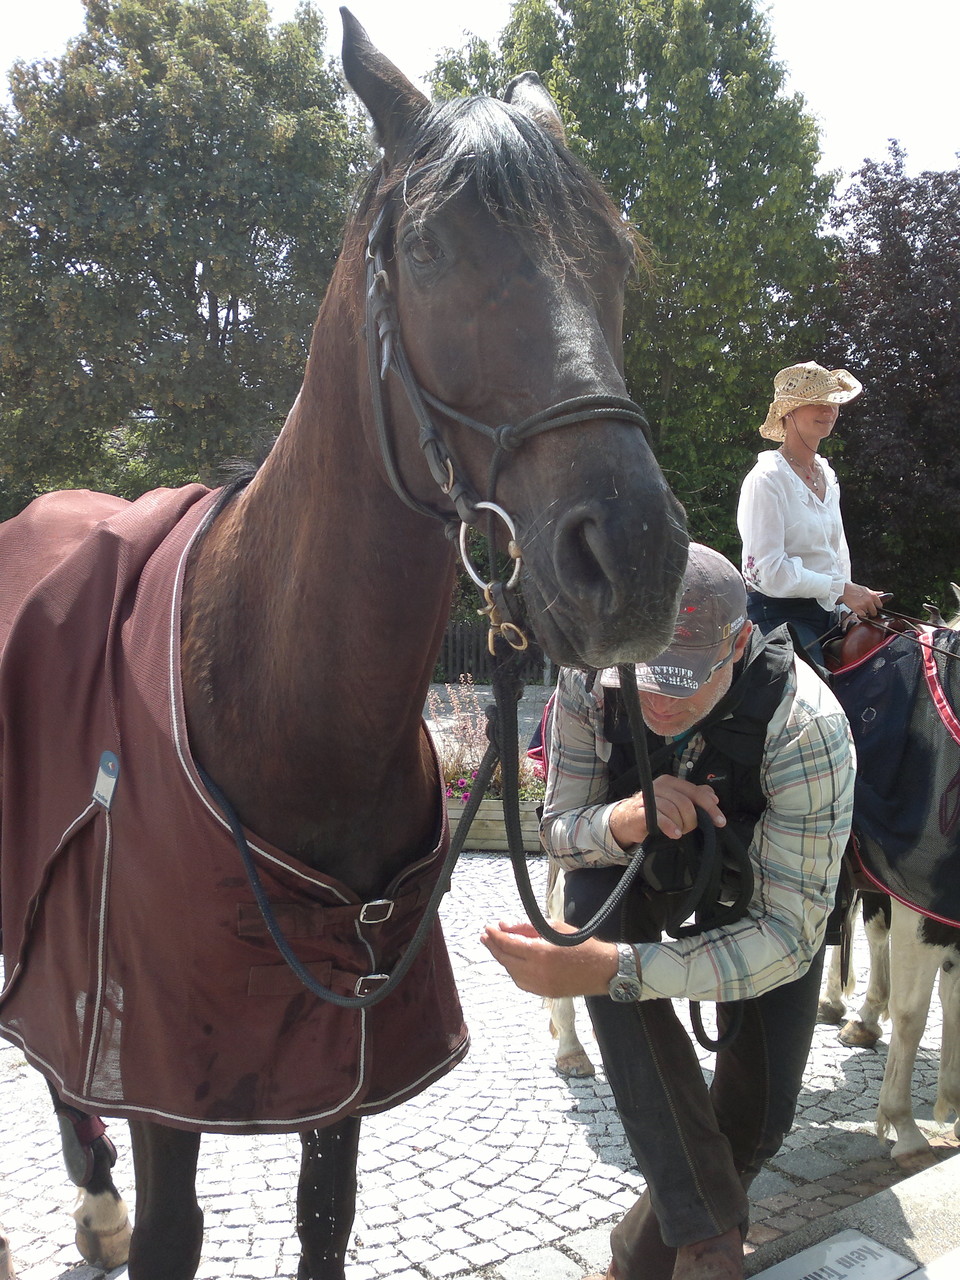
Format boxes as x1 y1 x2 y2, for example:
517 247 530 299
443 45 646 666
75 1217 132 1269
838 1019 881 1049
817 1001 844 1025
892 1147 939 1174
556 1051 596 1078
0 1238 16 1280
74 1197 132 1269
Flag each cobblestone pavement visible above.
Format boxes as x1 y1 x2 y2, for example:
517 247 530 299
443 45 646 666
2 847 959 1280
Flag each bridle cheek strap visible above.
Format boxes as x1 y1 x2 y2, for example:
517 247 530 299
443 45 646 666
364 208 652 533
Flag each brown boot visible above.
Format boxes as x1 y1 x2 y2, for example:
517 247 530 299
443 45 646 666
672 1225 743 1279
610 1190 678 1280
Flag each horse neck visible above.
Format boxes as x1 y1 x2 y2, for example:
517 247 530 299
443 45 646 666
181 290 457 893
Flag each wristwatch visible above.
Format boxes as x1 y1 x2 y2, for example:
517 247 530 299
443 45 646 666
608 943 642 1002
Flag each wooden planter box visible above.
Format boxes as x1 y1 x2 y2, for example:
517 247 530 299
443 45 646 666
446 797 542 853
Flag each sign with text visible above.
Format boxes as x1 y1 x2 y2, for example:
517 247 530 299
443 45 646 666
756 1230 916 1280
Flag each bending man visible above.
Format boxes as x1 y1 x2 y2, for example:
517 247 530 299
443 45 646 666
482 544 855 1280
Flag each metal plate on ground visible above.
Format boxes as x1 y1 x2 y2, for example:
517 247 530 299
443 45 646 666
756 1229 916 1280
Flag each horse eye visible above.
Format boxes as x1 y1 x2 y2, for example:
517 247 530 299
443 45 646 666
405 234 443 266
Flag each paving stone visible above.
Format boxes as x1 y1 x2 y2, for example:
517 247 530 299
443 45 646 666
422 1252 471 1277
771 1147 848 1180
3 843 958 1280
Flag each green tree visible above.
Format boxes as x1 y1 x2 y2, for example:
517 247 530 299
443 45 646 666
432 0 835 552
817 146 960 612
0 0 363 514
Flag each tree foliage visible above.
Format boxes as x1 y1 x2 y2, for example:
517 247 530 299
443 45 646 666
0 0 364 515
816 146 960 612
432 0 835 552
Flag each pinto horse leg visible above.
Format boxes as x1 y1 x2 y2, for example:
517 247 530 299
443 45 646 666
46 1083 132 1268
296 1116 362 1280
928 925 960 1138
548 996 595 1078
127 1120 203 1280
876 902 941 1170
840 894 891 1048
0 1226 14 1280
817 944 848 1024
545 863 594 1078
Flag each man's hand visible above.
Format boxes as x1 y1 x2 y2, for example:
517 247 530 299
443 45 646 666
609 774 726 848
480 919 619 998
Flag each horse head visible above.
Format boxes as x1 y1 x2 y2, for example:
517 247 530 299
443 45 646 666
339 10 688 669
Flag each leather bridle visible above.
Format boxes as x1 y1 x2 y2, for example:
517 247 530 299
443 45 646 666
364 199 652 537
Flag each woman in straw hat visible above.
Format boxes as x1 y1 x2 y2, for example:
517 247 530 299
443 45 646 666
737 361 885 663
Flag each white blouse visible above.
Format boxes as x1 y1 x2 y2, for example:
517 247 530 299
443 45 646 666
737 449 851 611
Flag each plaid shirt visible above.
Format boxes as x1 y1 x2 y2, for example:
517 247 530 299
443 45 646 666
542 658 856 1002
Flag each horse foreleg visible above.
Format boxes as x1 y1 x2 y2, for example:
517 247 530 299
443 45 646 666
877 902 941 1170
544 861 594 1078
931 931 960 1137
818 945 848 1024
46 1084 131 1269
127 1120 203 1280
840 894 891 1048
548 995 595 1077
0 1226 14 1280
296 1116 362 1280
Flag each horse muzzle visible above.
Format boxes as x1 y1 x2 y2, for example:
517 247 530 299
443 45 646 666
520 486 689 668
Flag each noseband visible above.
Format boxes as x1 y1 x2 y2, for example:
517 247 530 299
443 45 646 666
364 203 651 538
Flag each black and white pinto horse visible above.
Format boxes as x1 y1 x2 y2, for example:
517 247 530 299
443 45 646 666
816 587 960 1170
546 595 960 1175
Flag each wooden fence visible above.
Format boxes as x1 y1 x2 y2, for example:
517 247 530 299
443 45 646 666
436 619 548 684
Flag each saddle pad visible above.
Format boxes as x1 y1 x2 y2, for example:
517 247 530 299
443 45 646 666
0 485 467 1133
831 627 960 924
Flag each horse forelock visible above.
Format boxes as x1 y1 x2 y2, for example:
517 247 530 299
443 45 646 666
341 95 638 280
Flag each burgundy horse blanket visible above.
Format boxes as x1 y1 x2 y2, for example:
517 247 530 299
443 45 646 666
831 626 960 925
0 485 467 1133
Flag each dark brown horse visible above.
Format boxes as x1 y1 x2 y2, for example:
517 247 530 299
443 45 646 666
0 12 687 1279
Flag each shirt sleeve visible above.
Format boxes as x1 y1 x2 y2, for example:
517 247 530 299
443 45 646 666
633 667 856 1003
738 465 835 600
539 669 634 870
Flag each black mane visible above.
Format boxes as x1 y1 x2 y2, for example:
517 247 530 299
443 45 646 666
360 94 636 273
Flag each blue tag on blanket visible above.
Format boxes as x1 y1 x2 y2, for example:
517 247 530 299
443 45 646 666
93 751 120 810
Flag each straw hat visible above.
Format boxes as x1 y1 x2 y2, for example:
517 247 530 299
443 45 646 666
760 361 862 441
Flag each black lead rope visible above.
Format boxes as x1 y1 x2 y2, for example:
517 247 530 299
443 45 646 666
490 657 744 1051
199 765 469 1011
499 659 666 946
210 647 742 1051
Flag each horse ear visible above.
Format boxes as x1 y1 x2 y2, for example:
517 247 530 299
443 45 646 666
340 8 430 160
502 71 566 144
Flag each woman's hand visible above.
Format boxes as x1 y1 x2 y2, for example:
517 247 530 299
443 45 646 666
480 919 619 998
608 774 726 849
841 582 886 619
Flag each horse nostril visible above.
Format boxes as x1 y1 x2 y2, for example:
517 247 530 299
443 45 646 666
555 507 620 612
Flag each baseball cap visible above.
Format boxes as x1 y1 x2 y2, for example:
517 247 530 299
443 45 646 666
633 544 748 698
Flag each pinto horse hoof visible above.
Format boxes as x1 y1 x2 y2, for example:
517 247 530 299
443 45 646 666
556 1051 596 1078
74 1195 132 1269
0 1237 16 1280
892 1148 939 1174
838 1019 882 1049
816 1000 845 1025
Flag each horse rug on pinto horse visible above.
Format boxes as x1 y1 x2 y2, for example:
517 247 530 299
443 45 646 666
830 624 960 923
0 485 468 1134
